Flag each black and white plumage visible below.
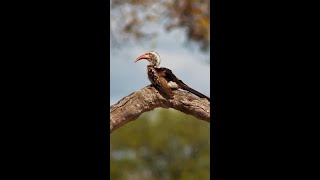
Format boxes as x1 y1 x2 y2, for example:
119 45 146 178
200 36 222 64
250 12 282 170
135 51 210 101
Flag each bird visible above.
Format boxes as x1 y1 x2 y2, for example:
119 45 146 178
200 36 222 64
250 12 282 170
134 51 210 101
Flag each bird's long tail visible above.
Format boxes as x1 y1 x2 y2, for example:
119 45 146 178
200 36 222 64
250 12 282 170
180 85 210 101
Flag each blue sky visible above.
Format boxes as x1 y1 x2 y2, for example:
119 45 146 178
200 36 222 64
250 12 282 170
110 27 210 105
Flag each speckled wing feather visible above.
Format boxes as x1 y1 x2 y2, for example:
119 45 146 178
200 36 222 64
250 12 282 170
147 66 174 98
158 67 210 101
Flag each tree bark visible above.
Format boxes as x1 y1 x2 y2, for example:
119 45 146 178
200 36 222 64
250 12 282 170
110 85 210 133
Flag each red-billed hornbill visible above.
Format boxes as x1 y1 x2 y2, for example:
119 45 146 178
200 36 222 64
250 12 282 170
135 51 210 101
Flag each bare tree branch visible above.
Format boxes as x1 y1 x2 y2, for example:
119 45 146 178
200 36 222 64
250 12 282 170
110 85 210 133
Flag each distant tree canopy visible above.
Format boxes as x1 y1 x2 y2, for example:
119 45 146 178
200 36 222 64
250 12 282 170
110 0 210 52
110 108 210 180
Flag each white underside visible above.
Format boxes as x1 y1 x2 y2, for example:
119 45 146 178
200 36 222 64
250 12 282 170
168 81 179 89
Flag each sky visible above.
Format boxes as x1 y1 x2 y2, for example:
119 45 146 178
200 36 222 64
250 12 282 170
110 27 210 105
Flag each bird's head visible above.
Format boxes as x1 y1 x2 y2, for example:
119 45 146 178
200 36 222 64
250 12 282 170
134 51 161 67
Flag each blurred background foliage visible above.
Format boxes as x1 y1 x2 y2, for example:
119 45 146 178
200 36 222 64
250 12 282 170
110 108 210 180
110 0 210 52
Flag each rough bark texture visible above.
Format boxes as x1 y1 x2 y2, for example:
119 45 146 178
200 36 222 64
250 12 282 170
110 85 210 133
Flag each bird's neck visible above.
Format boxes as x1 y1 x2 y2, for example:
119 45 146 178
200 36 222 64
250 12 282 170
147 64 159 68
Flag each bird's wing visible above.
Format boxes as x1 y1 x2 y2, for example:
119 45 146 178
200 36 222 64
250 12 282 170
158 67 210 101
148 67 174 98
158 67 185 85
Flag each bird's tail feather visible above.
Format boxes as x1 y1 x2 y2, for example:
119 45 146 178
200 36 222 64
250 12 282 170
181 85 210 101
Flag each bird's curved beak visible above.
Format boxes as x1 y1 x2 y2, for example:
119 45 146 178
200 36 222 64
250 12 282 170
135 54 150 62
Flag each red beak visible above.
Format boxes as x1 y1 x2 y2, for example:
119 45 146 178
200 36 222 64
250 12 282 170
135 54 150 62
